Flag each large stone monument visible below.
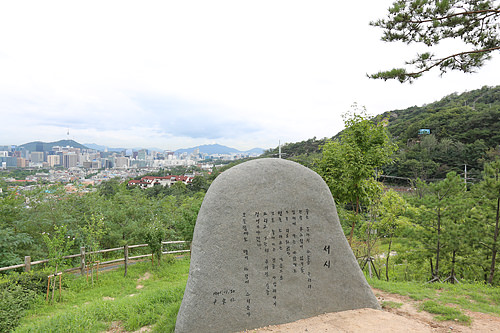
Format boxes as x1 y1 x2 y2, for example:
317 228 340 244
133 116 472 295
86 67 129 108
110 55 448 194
175 158 380 333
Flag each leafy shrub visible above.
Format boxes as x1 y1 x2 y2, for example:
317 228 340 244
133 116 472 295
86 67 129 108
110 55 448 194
6 270 50 294
0 284 38 332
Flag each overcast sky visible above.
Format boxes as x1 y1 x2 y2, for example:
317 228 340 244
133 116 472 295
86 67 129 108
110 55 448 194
1 1 499 151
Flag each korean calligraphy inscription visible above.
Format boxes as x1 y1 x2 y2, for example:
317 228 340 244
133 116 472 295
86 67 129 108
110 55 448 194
175 158 380 333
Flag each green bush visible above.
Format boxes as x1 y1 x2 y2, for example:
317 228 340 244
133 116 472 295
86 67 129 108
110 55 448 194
6 270 50 294
0 284 38 332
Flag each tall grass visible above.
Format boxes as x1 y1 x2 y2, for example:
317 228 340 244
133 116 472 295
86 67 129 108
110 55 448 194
14 256 190 333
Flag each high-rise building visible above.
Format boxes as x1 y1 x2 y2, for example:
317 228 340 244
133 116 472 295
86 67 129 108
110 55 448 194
31 151 45 163
115 156 129 168
0 156 17 168
137 149 148 160
102 158 113 168
47 155 60 167
17 157 27 168
63 153 78 168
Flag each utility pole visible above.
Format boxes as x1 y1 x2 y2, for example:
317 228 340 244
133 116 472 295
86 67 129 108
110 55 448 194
278 140 282 159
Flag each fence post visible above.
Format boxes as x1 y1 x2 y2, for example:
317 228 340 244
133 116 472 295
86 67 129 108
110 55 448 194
24 256 31 272
124 244 129 277
80 247 86 275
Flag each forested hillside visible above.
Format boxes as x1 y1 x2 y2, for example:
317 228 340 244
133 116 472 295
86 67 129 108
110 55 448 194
381 86 500 146
264 85 500 182
380 85 500 182
19 140 89 152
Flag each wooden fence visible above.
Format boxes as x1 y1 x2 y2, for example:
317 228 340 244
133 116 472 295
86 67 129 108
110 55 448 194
0 241 190 275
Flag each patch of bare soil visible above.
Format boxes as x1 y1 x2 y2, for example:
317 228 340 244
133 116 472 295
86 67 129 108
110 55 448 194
132 325 152 332
106 322 152 333
106 321 124 333
138 272 151 282
136 272 151 290
243 288 500 333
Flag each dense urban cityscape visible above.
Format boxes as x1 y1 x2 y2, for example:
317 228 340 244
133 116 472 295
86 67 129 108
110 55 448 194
0 141 262 188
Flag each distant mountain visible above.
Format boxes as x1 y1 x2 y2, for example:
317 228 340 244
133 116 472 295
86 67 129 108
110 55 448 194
133 147 165 153
84 144 166 152
19 140 89 152
18 140 263 156
245 147 265 155
175 144 264 155
84 143 125 152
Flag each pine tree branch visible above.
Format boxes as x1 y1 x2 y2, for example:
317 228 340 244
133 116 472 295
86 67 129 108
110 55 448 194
405 46 500 77
406 9 500 24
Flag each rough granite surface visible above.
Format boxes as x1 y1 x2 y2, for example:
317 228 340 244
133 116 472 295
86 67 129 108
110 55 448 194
175 158 380 333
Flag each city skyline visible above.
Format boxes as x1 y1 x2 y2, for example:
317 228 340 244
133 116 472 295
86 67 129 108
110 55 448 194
1 1 499 152
1 139 264 155
1 139 257 171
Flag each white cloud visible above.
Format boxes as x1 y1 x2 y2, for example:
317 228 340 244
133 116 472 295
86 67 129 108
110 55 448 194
0 0 499 151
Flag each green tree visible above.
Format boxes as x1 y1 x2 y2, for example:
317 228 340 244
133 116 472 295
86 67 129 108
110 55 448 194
189 175 209 193
98 178 121 197
169 181 189 197
412 172 464 281
143 215 165 267
369 0 500 82
479 159 500 284
14 184 77 260
80 213 107 286
178 193 204 242
41 225 75 302
0 191 32 267
317 106 397 243
100 187 151 246
377 190 410 281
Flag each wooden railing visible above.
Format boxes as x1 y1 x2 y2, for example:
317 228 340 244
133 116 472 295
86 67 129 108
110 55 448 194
0 241 190 274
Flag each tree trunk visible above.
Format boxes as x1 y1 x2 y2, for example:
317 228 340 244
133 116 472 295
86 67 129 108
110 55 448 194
488 197 500 285
435 208 442 280
386 234 393 281
51 264 58 303
349 197 360 245
368 258 372 278
450 250 456 284
366 212 372 278
91 263 94 286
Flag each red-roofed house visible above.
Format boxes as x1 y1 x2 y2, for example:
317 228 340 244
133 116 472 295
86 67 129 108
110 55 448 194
128 175 193 189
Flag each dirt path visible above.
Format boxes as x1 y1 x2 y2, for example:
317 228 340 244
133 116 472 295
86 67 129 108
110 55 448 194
244 288 500 333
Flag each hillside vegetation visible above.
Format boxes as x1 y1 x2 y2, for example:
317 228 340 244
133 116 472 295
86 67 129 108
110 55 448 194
263 86 500 288
264 85 500 181
380 85 500 181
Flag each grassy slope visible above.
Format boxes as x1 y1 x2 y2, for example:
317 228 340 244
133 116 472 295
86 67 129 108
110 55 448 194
14 257 189 333
13 257 500 332
369 278 500 324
